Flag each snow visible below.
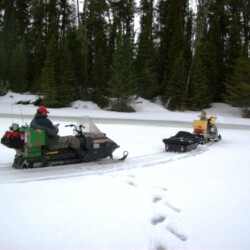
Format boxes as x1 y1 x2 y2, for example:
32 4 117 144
0 91 250 250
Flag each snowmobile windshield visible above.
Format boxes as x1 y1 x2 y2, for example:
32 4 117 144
75 116 102 134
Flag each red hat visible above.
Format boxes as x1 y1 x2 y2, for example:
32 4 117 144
37 106 49 114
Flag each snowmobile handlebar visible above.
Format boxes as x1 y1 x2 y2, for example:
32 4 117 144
65 124 85 128
65 124 75 128
65 124 85 135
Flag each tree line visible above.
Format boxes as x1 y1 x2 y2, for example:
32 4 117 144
0 0 249 114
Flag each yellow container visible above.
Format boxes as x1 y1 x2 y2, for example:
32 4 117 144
193 120 207 133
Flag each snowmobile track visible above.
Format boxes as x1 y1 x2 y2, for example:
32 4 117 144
0 143 214 184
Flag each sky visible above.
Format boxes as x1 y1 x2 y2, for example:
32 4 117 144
0 92 250 250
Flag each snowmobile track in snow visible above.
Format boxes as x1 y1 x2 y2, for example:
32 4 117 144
0 143 216 184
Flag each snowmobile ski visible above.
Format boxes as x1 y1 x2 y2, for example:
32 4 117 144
98 151 129 164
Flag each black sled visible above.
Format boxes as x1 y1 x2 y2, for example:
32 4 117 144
1 116 128 169
163 131 199 153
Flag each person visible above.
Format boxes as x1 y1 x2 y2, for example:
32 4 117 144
30 106 85 158
199 111 207 121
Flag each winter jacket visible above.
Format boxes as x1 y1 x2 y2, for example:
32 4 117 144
30 113 59 148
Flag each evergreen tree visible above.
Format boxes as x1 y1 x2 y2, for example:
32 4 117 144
0 32 8 95
241 0 250 55
40 34 58 107
188 51 210 110
2 1 18 85
106 14 119 74
77 0 91 99
15 0 31 39
46 0 59 36
0 2 3 26
206 0 227 101
58 0 74 38
29 0 47 92
9 40 28 92
158 0 192 110
155 0 172 85
57 37 75 107
189 1 214 109
224 56 250 117
224 1 242 76
91 48 109 107
136 0 159 100
86 0 109 94
164 51 187 110
109 0 136 37
108 32 137 112
67 27 86 100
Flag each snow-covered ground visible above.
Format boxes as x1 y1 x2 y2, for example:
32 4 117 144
0 92 250 250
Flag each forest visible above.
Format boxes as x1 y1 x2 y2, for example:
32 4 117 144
0 0 249 115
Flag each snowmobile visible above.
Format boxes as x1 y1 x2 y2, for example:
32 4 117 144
1 116 128 169
192 116 222 144
163 116 222 152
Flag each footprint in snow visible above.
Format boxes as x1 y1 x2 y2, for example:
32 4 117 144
164 201 182 213
166 224 188 241
127 180 137 187
151 215 166 225
153 196 162 203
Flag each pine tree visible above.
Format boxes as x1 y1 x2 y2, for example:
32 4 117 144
9 40 28 93
224 56 250 117
164 51 187 111
91 48 109 107
77 0 91 99
157 0 192 110
109 0 136 37
40 34 58 107
0 2 3 25
29 0 47 92
58 0 73 38
136 0 159 100
66 27 85 100
15 0 31 39
224 1 242 77
0 32 8 95
188 51 210 110
108 32 137 112
241 0 249 56
206 0 227 101
2 1 18 85
86 0 109 97
57 37 75 107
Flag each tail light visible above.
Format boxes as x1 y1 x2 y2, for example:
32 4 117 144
194 129 203 134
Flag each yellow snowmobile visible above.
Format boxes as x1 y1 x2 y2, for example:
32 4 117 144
193 116 222 144
163 114 222 152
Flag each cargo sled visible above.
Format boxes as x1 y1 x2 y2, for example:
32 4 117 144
1 116 128 169
163 131 199 152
